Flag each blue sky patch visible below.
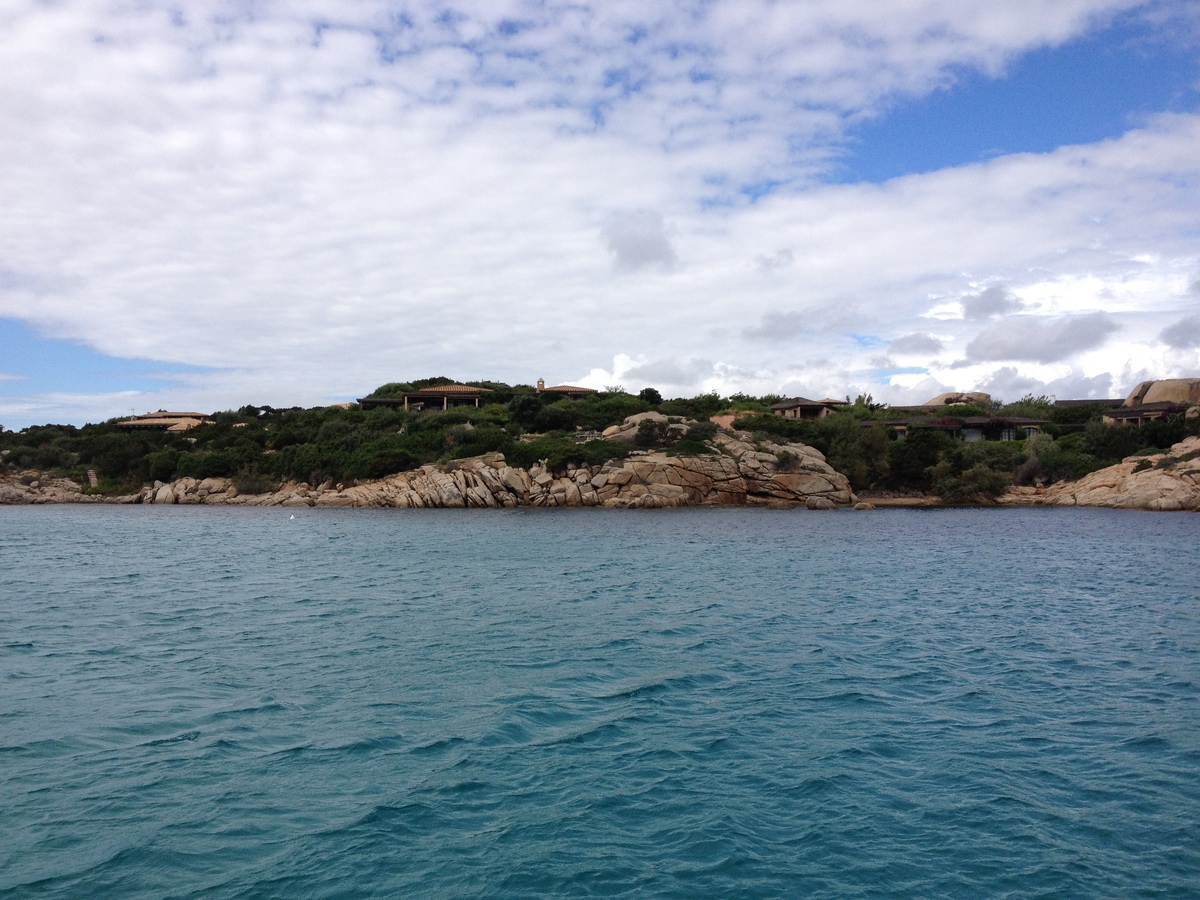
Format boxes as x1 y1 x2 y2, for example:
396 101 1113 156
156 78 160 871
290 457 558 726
871 365 929 382
837 15 1200 183
848 333 889 349
0 318 209 399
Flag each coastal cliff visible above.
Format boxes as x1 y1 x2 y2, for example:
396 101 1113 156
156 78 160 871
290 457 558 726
0 431 859 510
1003 435 1200 511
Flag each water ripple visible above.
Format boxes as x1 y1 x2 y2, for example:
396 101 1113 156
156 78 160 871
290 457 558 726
1 506 1198 897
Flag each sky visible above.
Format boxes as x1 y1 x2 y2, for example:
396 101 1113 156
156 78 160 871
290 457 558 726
2 0 1199 428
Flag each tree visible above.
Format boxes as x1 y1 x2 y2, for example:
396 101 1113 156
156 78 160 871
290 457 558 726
507 394 544 431
638 387 663 405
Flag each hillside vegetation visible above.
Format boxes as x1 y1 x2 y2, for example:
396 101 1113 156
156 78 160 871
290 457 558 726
2 383 1196 501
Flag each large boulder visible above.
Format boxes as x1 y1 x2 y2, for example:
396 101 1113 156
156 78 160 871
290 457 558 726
923 391 991 407
1124 378 1200 407
0 485 30 504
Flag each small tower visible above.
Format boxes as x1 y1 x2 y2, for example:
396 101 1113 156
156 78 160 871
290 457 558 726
537 378 545 392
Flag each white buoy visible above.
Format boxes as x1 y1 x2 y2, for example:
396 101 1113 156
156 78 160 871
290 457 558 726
289 514 295 520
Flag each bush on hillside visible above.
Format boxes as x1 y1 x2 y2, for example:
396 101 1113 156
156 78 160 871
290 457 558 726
929 461 1011 501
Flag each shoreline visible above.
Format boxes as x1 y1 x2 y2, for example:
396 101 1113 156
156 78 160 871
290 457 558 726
4 434 1198 513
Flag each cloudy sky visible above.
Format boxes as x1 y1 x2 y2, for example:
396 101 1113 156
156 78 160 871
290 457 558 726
2 0 1199 427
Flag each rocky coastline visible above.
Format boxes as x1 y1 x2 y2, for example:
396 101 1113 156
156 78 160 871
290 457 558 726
5 432 1199 513
0 430 865 511
1001 435 1200 512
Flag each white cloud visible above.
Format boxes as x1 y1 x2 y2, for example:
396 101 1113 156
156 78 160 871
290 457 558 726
1160 314 1200 349
890 333 944 354
961 286 1022 319
976 366 1119 402
964 313 1120 363
601 210 676 272
743 311 809 342
0 1 1197 425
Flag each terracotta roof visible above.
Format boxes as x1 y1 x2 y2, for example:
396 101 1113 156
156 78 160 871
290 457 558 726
127 411 208 419
166 419 206 432
117 412 211 431
407 384 492 396
544 384 597 394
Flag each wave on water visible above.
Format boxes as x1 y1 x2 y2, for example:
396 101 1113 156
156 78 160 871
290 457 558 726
2 506 1199 897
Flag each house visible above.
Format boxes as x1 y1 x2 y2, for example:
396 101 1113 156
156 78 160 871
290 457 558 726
770 397 847 420
116 411 212 432
872 416 1045 442
358 384 493 412
1102 402 1184 426
536 378 597 400
1098 378 1200 425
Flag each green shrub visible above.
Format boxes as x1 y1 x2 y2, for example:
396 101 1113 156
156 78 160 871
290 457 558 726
348 436 421 479
731 413 812 443
233 466 278 494
887 428 956 489
660 392 725 420
147 449 180 482
634 418 672 448
505 436 627 471
535 400 583 433
931 462 1010 501
671 439 713 457
775 450 801 472
1056 432 1088 452
1035 448 1103 484
997 394 1054 419
575 394 649 430
7 444 38 468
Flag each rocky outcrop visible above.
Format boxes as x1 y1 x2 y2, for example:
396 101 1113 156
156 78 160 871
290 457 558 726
299 431 854 510
0 473 99 504
1124 378 1200 407
1004 436 1200 511
923 391 991 407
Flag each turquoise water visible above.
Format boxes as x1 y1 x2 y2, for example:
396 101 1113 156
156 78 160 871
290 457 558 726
1 506 1198 897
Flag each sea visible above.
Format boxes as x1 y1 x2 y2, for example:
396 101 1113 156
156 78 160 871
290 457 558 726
1 505 1198 898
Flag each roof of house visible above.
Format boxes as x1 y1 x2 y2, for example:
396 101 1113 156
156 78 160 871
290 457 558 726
116 411 212 431
405 384 492 396
770 396 838 410
356 384 494 409
125 410 208 419
543 384 597 394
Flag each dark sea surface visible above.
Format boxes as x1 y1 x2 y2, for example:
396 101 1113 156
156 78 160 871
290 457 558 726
1 506 1198 898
